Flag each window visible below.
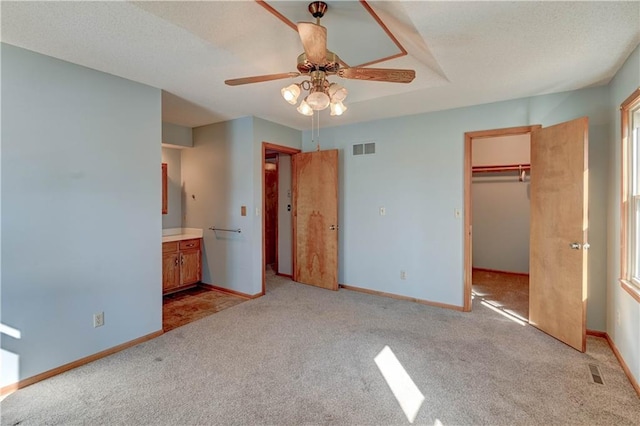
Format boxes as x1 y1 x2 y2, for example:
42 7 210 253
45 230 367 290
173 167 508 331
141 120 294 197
621 88 640 302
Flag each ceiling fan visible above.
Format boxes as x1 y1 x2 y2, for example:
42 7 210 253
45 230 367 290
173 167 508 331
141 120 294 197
224 1 416 116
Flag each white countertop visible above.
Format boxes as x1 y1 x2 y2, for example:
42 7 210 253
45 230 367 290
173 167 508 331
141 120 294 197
162 227 203 243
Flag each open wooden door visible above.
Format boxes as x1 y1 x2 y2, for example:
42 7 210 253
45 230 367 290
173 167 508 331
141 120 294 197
292 150 339 290
529 117 588 352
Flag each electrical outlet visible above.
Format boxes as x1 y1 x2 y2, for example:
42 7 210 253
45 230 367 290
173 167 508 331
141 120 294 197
380 207 386 216
400 270 407 280
93 312 104 328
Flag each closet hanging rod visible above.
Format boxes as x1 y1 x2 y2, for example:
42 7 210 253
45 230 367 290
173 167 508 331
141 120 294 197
472 163 531 173
209 227 242 233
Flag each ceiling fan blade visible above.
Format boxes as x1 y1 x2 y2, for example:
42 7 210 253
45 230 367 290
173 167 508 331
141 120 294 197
338 67 416 83
225 72 300 86
297 22 327 64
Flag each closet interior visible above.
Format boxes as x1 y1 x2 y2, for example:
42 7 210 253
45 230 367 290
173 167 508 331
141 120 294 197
471 134 531 322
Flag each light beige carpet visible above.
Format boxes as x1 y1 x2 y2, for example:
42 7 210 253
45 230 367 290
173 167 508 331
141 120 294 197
2 273 638 425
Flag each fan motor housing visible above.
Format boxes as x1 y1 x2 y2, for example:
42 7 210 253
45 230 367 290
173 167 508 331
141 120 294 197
308 1 328 19
297 51 340 74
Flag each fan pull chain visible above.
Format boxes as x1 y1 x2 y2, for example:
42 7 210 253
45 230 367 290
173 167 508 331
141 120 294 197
311 110 315 150
316 110 321 151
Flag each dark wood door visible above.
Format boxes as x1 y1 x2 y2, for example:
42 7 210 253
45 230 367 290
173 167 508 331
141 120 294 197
265 163 278 266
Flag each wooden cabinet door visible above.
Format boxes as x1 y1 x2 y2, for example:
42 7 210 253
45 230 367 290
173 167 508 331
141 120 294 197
181 250 201 286
162 252 180 292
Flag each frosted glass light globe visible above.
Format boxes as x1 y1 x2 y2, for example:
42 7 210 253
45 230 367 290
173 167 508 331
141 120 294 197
306 91 330 110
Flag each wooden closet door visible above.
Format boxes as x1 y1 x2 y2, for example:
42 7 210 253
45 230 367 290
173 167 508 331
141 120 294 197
529 117 588 352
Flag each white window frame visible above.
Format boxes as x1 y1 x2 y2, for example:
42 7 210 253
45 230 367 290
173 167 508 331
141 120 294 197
620 88 640 302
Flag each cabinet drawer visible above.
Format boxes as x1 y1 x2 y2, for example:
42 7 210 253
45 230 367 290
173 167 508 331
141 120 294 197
162 241 179 253
179 239 201 250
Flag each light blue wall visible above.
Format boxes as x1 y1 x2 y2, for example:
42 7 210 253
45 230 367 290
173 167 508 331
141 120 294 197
181 117 301 296
607 44 640 388
302 86 610 329
162 122 192 147
0 44 162 386
183 118 255 294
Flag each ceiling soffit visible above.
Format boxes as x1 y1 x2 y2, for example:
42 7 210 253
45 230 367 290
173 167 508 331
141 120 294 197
260 0 406 68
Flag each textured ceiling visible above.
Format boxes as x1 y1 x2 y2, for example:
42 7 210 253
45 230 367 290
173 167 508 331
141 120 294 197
1 1 638 131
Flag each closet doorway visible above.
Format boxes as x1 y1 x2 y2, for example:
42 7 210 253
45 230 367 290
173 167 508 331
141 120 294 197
469 131 532 323
261 142 301 295
463 126 541 321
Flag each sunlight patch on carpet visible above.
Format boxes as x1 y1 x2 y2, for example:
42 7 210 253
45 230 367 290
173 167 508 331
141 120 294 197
480 300 527 326
374 345 425 423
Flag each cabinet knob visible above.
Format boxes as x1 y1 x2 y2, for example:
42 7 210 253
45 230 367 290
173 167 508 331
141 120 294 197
181 256 184 265
174 257 179 265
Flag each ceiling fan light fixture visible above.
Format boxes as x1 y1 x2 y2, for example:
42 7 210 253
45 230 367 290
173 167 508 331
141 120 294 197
281 83 301 105
330 100 347 116
328 83 347 102
224 1 415 119
306 90 330 110
297 99 314 116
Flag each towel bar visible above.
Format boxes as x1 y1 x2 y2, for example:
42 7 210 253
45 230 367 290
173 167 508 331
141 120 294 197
209 227 242 233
